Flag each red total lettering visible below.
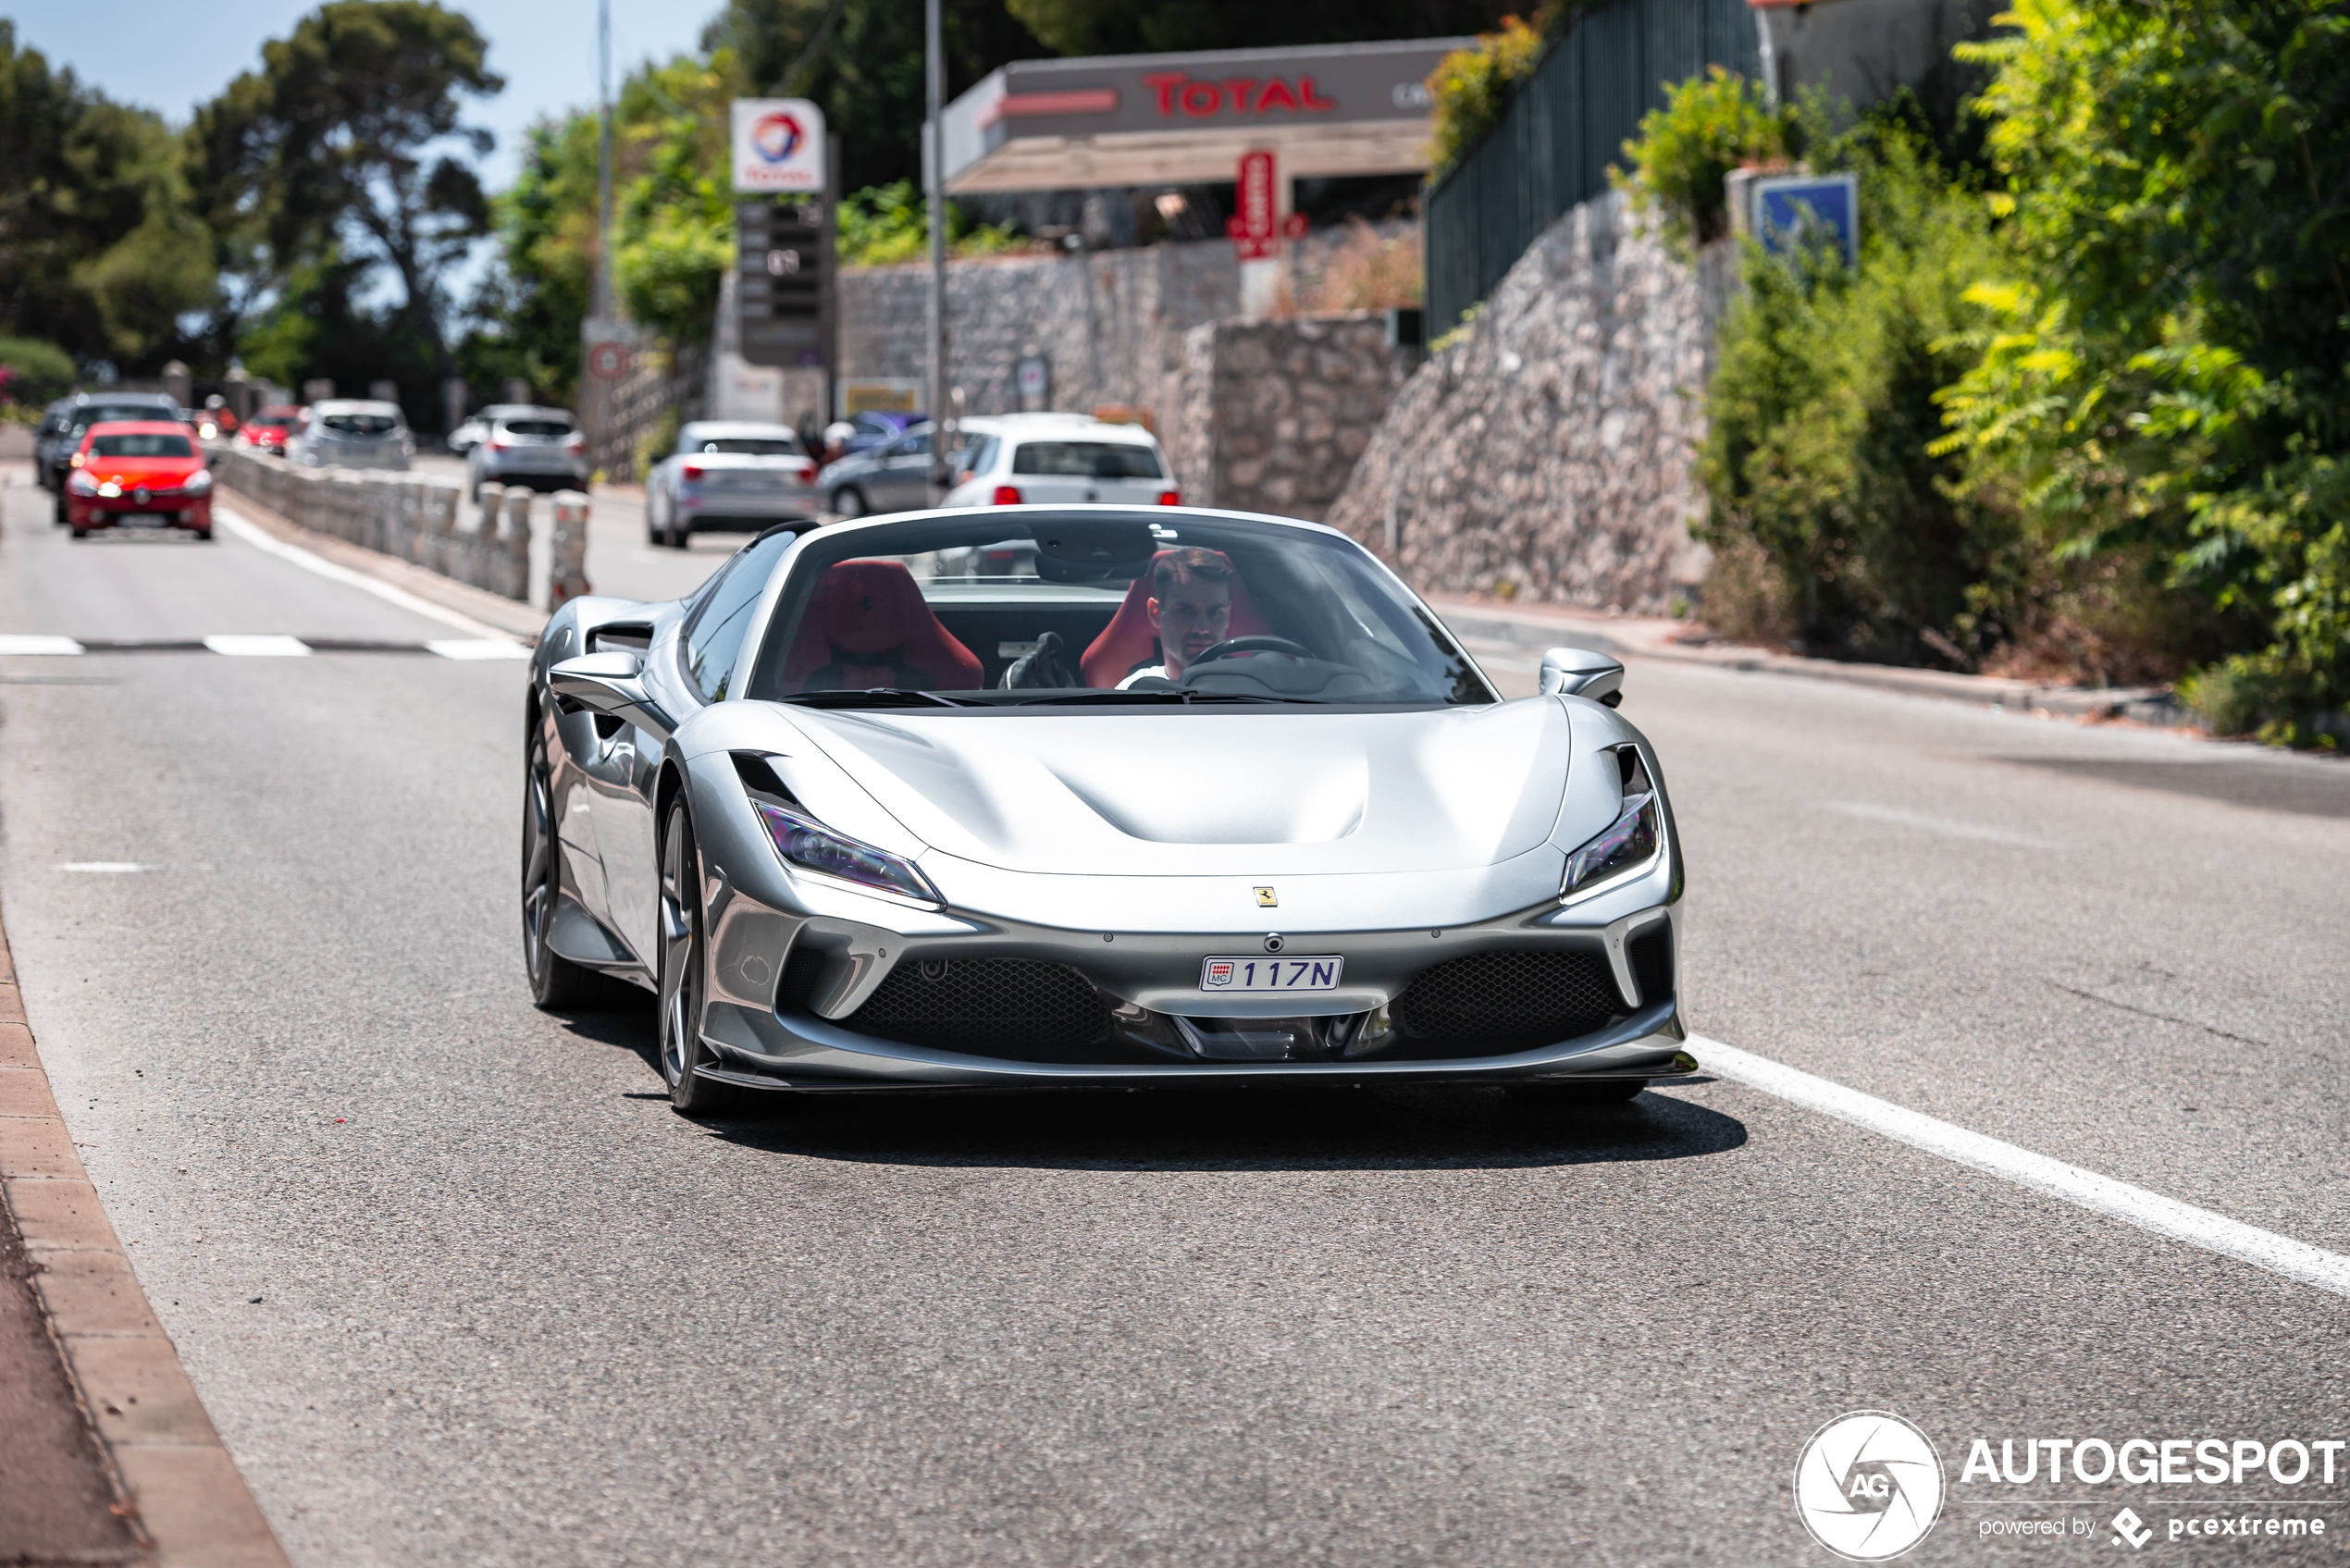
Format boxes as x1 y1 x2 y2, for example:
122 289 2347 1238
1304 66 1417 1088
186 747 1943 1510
1142 71 1185 115
1180 80 1221 116
1221 78 1259 113
1254 78 1298 113
1297 74 1339 111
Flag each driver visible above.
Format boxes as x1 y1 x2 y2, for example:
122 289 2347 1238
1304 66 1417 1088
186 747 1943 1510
1118 548 1232 687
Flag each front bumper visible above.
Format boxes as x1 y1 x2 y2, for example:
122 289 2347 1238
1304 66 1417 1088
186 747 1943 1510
68 494 212 529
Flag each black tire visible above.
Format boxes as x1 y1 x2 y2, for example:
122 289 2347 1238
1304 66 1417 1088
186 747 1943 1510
54 490 68 525
831 488 866 520
1506 1078 1647 1105
522 723 602 1008
657 797 740 1117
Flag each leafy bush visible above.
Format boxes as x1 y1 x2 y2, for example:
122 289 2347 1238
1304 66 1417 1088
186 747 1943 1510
1932 0 2350 743
1425 17 1543 182
0 335 76 408
1699 118 2020 663
1613 66 1791 255
836 182 1028 267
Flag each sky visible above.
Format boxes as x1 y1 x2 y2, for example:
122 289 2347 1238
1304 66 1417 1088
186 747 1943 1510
5 0 716 190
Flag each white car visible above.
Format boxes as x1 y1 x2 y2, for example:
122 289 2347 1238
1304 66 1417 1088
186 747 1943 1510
939 414 1181 510
644 421 820 549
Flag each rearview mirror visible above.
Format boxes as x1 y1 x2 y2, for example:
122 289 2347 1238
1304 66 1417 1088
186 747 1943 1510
1538 647 1626 704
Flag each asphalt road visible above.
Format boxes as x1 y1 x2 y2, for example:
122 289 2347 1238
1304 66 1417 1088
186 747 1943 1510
3 470 2348 1565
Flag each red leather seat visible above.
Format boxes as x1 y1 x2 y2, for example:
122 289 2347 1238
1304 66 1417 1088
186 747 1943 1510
1079 549 1268 688
775 560 984 693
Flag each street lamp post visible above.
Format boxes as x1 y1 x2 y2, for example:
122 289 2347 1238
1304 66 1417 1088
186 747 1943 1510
924 0 948 500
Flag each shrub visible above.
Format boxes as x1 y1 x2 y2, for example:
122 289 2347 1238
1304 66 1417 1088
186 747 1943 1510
1425 17 1544 182
1699 117 2021 665
0 336 77 409
836 182 1027 268
1613 67 1791 256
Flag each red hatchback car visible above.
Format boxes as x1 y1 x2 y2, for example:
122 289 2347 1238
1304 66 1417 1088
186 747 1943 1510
65 421 215 540
239 404 302 457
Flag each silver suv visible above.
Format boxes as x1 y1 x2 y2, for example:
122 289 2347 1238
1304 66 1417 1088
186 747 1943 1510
465 406 588 500
291 400 414 471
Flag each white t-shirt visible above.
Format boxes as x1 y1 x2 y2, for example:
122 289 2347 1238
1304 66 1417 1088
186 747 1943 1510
1116 663 1174 689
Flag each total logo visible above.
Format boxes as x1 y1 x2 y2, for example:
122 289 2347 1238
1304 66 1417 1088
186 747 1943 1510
748 110 806 165
1794 1411 1946 1561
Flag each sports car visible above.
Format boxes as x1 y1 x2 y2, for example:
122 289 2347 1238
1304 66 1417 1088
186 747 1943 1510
523 506 1693 1114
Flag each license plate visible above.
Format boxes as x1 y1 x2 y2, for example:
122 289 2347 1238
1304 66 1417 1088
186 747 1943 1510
1199 955 1344 993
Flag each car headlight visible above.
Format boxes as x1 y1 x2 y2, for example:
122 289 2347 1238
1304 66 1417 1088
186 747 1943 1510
752 800 941 904
183 470 213 494
96 480 123 499
1561 747 1664 904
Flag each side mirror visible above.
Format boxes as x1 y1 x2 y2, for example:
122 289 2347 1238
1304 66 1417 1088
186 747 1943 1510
1538 646 1626 704
549 650 674 734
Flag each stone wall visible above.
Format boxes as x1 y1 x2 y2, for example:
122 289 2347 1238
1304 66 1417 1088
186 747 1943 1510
837 241 1238 445
1170 314 1404 522
1324 191 1732 613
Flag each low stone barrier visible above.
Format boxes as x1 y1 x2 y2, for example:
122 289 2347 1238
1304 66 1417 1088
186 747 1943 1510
210 447 588 607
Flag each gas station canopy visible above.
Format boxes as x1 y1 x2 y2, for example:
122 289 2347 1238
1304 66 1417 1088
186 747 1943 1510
938 38 1472 193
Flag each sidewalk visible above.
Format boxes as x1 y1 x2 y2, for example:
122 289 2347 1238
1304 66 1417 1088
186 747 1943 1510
1426 590 2195 729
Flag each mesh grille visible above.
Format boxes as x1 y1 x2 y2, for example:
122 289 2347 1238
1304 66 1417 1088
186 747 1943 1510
1388 949 1622 1052
843 958 1112 1053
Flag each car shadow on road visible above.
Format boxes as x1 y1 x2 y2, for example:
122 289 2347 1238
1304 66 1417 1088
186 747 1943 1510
707 1080 1747 1172
544 1003 1748 1171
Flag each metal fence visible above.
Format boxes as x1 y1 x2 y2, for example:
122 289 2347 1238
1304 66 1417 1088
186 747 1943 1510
1425 0 1760 331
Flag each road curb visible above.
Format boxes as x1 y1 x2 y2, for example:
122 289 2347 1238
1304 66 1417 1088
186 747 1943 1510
0 900 293 1568
216 482 548 643
1430 594 2197 729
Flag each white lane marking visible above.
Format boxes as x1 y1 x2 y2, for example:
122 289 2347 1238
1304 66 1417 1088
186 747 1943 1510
0 635 86 656
1690 1034 2350 1300
427 638 532 661
1826 799 2050 847
213 507 528 645
203 634 310 658
58 862 161 874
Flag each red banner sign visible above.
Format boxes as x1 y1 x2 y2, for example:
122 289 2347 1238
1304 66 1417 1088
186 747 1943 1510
1226 150 1309 261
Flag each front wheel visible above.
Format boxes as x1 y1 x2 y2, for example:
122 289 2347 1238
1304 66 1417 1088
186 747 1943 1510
831 488 866 520
658 799 738 1117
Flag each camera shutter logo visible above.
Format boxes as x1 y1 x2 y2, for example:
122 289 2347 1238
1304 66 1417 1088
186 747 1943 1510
1792 1411 1944 1561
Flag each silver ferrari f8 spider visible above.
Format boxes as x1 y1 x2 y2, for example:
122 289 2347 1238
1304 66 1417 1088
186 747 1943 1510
522 507 1693 1112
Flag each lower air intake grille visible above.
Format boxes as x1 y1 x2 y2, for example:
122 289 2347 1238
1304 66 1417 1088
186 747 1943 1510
841 958 1113 1054
1387 949 1623 1054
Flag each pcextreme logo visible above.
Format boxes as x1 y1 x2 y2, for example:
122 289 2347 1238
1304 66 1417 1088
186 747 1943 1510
1794 1411 1947 1561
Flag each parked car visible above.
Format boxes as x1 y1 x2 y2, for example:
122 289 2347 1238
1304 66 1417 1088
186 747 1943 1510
816 421 984 517
644 421 819 549
62 420 214 540
466 405 588 499
939 414 1179 510
38 390 181 500
447 417 488 456
289 399 414 471
831 409 923 460
239 405 304 457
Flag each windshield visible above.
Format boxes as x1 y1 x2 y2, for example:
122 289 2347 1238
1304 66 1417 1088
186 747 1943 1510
693 437 800 456
75 404 169 431
1010 440 1164 479
91 433 194 458
322 413 400 435
744 513 1492 707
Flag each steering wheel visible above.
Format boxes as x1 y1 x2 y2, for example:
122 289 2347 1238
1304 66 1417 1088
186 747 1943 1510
1184 635 1315 668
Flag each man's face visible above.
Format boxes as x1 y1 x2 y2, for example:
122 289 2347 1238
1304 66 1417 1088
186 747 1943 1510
1148 574 1231 678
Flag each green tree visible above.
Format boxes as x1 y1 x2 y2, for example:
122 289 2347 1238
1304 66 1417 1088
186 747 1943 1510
1933 0 2350 739
192 0 503 389
0 22 216 371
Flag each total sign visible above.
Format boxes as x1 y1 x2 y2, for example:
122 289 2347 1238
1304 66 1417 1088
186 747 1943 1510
732 99 826 194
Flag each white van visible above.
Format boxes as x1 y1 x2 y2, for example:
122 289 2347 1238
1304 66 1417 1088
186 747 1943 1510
938 414 1179 509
